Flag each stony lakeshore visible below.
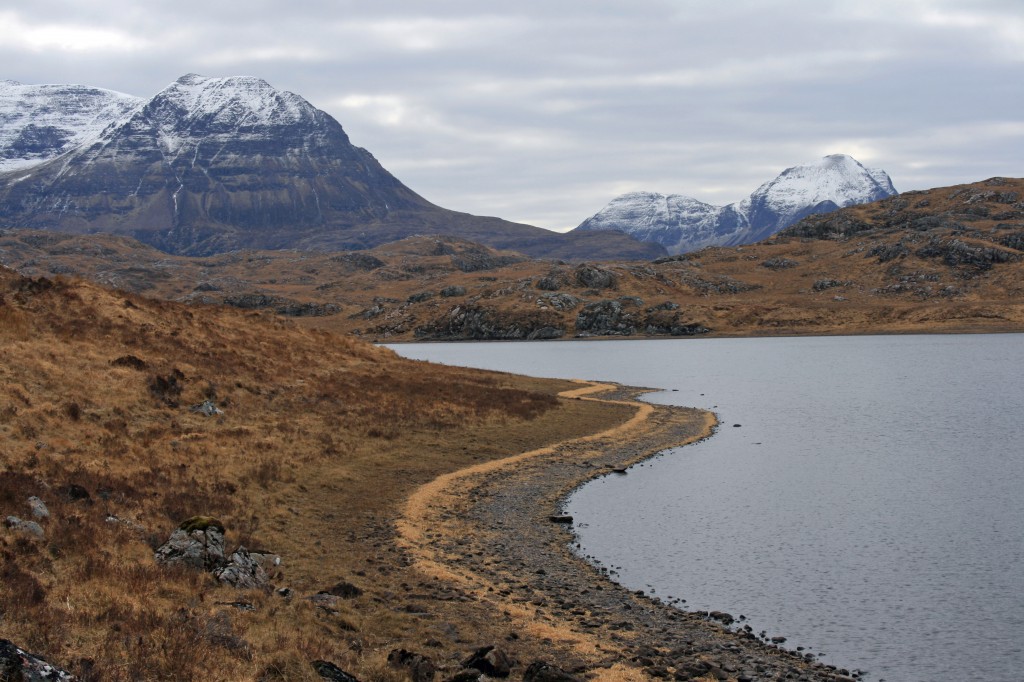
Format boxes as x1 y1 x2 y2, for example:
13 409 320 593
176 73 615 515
397 383 861 682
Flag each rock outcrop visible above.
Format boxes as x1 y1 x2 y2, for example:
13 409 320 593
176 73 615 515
523 661 582 682
462 645 513 678
574 299 709 337
387 649 436 682
213 547 270 589
0 638 75 681
154 516 227 571
414 305 565 341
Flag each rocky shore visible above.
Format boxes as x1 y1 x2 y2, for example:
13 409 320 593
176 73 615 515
398 384 859 682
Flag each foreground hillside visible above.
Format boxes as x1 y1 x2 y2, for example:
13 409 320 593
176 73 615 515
3 177 1023 341
0 266 642 680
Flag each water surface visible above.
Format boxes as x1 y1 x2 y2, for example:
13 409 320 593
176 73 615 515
391 335 1024 682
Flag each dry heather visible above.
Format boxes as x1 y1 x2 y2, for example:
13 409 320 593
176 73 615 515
0 267 633 681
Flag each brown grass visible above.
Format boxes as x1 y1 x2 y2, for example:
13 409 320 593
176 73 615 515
0 267 633 680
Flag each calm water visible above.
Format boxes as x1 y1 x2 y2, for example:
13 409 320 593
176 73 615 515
390 335 1024 682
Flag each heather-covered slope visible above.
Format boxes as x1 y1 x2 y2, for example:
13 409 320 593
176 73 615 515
0 264 641 679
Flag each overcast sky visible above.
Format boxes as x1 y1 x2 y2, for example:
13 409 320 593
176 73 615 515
3 1 1022 231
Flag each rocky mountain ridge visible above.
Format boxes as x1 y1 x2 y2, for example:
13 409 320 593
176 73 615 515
0 74 663 261
2 177 1021 341
575 154 897 254
0 80 142 173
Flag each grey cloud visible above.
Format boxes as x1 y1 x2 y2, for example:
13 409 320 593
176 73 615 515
3 0 1022 231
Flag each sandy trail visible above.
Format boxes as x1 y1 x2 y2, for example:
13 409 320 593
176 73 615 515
395 382 841 682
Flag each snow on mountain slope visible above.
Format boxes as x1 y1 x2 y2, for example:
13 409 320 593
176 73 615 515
137 74 325 156
0 73 666 260
576 192 750 254
575 154 898 254
744 154 897 241
0 80 141 173
0 73 430 255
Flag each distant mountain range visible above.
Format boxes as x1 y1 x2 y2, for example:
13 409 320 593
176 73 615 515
574 154 898 254
0 75 663 260
3 177 1021 342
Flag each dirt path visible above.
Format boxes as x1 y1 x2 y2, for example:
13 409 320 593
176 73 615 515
396 383 850 682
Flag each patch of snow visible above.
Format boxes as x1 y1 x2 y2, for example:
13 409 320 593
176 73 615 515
0 80 142 173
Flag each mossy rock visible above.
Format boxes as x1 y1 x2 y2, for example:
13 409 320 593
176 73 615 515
178 515 225 534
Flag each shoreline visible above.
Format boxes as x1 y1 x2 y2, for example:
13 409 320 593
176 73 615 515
397 382 853 681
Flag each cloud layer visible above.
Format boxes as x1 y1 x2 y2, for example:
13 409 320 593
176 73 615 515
3 1 1021 231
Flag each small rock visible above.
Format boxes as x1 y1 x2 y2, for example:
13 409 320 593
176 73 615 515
462 645 513 678
27 497 49 520
708 611 734 625
446 671 482 682
324 581 363 598
4 516 44 538
104 514 146 534
312 660 360 682
307 593 341 613
388 649 436 682
548 515 573 524
523 660 582 682
189 400 223 416
59 484 90 502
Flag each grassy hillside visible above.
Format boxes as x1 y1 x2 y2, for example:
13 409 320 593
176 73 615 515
0 266 632 680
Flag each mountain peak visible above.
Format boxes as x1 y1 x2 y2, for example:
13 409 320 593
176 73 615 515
575 154 898 254
749 155 897 234
146 73 316 130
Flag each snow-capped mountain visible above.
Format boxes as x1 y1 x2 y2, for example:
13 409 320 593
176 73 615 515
0 74 432 255
575 155 898 254
0 74 664 259
0 81 142 173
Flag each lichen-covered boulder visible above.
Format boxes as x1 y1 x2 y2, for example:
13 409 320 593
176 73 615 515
154 516 226 570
